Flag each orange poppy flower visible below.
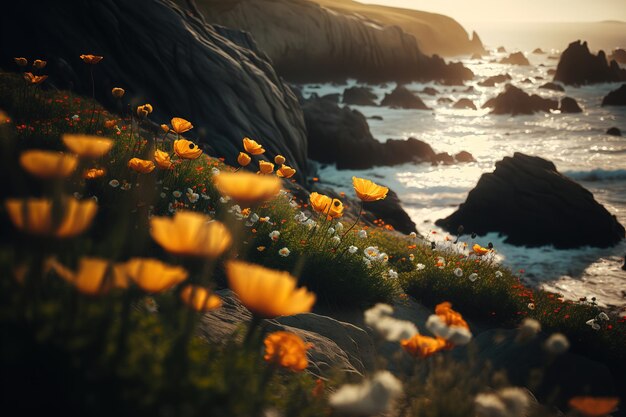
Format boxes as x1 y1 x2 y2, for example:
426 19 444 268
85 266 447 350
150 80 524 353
472 244 491 256
434 302 469 329
258 160 274 174
264 331 312 371
33 59 47 69
48 257 127 296
122 258 188 293
19 150 78 179
62 134 114 159
274 155 286 165
400 334 447 358
568 397 619 417
173 139 202 159
180 285 222 312
243 137 265 155
80 54 103 64
213 171 281 206
237 152 251 167
154 149 173 170
276 165 296 179
128 158 155 174
171 117 193 134
352 177 388 202
14 57 28 67
111 87 125 98
23 72 48 85
83 168 106 179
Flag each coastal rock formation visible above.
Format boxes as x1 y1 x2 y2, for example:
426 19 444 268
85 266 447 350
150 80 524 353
609 48 626 64
478 74 512 87
380 86 430 109
437 97 454 105
195 0 474 83
539 82 565 92
500 52 530 66
454 151 476 162
343 86 378 106
601 84 626 106
421 87 440 96
1 0 310 182
453 98 477 110
532 48 546 54
497 46 507 53
607 127 622 136
559 97 582 113
436 153 625 248
200 290 376 377
554 40 626 85
486 85 558 115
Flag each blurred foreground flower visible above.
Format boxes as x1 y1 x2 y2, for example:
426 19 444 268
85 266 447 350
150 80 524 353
128 157 155 174
180 285 222 312
48 257 127 296
364 303 418 341
83 168 106 179
352 177 388 202
6 197 97 238
150 211 231 258
62 134 114 159
19 150 78 179
475 387 531 417
263 331 311 371
213 171 281 207
544 333 569 354
568 396 619 417
401 334 447 358
226 261 315 318
329 371 402 416
123 258 188 293
243 137 265 155
173 139 202 159
171 117 193 134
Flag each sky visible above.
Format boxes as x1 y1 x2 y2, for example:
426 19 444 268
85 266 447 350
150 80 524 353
357 0 626 25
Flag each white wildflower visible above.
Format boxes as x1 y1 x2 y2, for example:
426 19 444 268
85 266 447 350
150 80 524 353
454 267 463 277
220 196 230 204
527 303 535 310
358 229 367 239
516 318 541 343
327 227 335 235
335 222 344 233
598 312 609 321
409 232 417 239
329 371 403 416
269 230 280 241
416 263 425 271
378 252 389 263
245 213 260 227
426 314 472 345
211 167 220 176
294 211 307 223
71 114 79 121
121 182 131 190
201 193 211 200
468 273 479 282
495 271 503 278
278 247 290 257
172 190 182 198
143 297 158 314
289 200 298 208
331 235 341 245
348 245 358 254
186 188 199 204
409 254 415 262
108 179 119 188
364 246 380 260
544 333 569 354
586 319 601 330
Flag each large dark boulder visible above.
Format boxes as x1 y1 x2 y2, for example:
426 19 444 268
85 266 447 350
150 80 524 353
607 127 622 136
554 40 626 85
0 0 309 182
487 85 558 115
453 98 477 110
196 0 474 84
362 189 417 235
302 98 436 169
602 84 626 106
539 82 565 92
559 97 582 113
500 52 530 66
380 86 430 109
342 86 377 106
532 48 546 54
478 74 512 87
436 153 625 248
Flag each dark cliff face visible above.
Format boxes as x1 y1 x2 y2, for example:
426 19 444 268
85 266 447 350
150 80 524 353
1 0 309 181
194 0 474 84
554 40 626 85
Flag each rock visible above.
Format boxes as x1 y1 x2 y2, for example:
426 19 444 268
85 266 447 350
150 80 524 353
437 97 454 105
539 82 565 92
607 127 622 136
481 97 496 108
554 40 626 85
436 152 625 248
522 78 533 84
199 289 377 377
462 86 475 93
500 52 530 66
431 152 455 165
362 189 418 234
454 151 476 163
601 84 626 106
380 86 430 110
420 87 440 96
302 98 436 169
487 84 558 115
478 74 512 87
471 53 482 60
532 48 546 54
497 46 507 53
559 97 583 113
609 48 626 64
321 93 341 103
342 86 378 106
535 76 544 80
369 115 383 121
197 0 474 83
1 0 310 183
547 69 557 75
453 98 477 110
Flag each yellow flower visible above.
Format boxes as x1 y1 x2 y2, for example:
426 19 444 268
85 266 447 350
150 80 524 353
48 257 127 296
143 104 153 113
213 171 281 206
14 57 28 67
33 59 47 69
258 160 274 174
401 334 447 358
472 244 491 256
128 157 155 174
19 150 78 179
62 134 114 159
111 87 125 98
309 192 343 219
123 258 188 293
243 137 265 155
352 177 389 202
23 72 48 85
171 117 193 134
276 164 296 179
160 124 170 133
136 105 149 118
180 285 222 312
264 331 311 371
237 152 251 167
154 149 173 170
83 168 106 179
226 261 316 318
274 155 286 165
173 139 202 159
5 197 97 238
150 211 232 258
80 54 103 64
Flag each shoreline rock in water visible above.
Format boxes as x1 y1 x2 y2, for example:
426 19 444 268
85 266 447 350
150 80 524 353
484 85 558 115
602 84 626 106
436 153 625 249
499 52 530 66
554 40 626 85
380 86 430 109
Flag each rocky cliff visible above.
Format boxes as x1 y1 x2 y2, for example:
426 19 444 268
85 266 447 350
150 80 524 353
193 0 474 83
1 0 309 181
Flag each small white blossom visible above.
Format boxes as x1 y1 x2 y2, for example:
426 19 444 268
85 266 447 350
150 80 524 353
121 182 131 190
278 247 290 257
364 304 418 341
327 227 335 235
71 114 79 121
294 211 308 223
335 222 344 233
416 263 425 271
527 303 535 310
329 371 403 416
364 246 380 260
160 192 166 198
109 179 120 188
220 196 230 204
172 190 182 198
544 333 569 354
495 271 503 278
186 188 199 204
597 312 609 321
409 254 415 261
143 297 158 314
586 319 601 330
269 230 280 241
388 269 398 279
211 167 220 176
245 213 260 227
348 245 358 254
468 273 479 282
201 193 211 200
409 232 417 239
73 192 83 199
289 200 298 208
358 229 367 239
426 314 472 345
331 235 341 245
378 252 389 263
454 267 463 277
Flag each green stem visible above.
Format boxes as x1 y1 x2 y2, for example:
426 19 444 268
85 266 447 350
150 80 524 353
341 201 363 240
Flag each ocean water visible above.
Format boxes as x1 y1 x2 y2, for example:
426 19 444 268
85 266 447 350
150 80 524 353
301 51 626 309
